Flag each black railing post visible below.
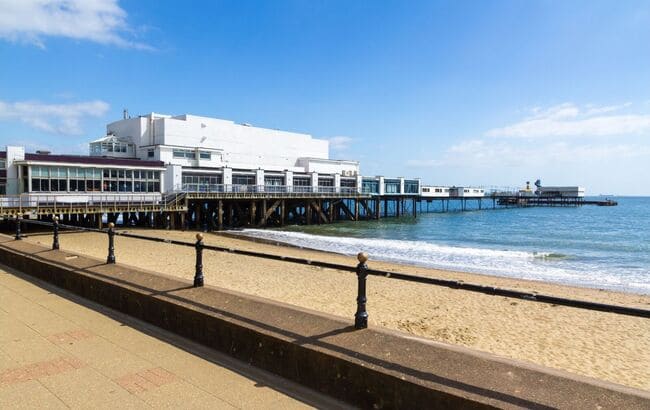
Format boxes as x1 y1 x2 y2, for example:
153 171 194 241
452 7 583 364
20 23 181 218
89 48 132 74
106 222 116 264
354 252 369 329
52 216 60 250
14 216 22 240
194 233 204 287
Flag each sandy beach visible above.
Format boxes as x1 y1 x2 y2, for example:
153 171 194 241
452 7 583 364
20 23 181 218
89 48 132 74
21 228 650 391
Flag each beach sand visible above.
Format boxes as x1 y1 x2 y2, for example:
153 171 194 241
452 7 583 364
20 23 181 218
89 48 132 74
22 228 650 391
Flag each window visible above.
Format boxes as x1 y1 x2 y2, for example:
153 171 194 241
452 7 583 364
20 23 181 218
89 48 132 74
147 149 154 158
405 180 419 194
340 179 356 188
182 174 223 191
232 175 256 185
199 151 211 160
132 168 160 192
293 176 310 186
173 149 196 159
362 180 379 194
318 178 333 186
293 176 311 192
0 159 5 168
423 188 430 193
264 176 284 192
384 179 400 194
264 176 284 186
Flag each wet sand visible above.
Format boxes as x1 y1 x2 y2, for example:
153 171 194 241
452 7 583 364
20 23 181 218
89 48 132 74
23 228 650 391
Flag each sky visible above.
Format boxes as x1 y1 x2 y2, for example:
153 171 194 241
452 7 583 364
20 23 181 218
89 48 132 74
0 0 649 195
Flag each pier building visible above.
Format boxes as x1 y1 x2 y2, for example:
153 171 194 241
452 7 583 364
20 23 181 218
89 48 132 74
1 112 422 227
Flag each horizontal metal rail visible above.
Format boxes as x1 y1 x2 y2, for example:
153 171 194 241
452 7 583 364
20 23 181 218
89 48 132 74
16 219 650 319
0 192 187 216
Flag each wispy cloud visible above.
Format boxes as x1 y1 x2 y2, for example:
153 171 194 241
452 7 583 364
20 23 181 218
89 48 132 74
0 0 151 49
0 99 110 135
410 138 650 169
486 102 650 138
328 136 353 153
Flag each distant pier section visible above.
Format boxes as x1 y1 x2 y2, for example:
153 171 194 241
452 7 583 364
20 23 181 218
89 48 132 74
420 179 617 213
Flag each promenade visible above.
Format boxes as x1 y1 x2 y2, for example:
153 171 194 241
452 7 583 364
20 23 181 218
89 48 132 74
0 265 347 409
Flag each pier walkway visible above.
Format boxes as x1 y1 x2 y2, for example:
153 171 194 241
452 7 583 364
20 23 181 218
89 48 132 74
0 265 347 409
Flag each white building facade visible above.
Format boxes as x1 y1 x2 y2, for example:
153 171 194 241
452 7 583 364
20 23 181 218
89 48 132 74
1 112 421 198
92 113 366 194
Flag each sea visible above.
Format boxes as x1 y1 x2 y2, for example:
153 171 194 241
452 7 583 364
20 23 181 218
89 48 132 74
241 196 650 294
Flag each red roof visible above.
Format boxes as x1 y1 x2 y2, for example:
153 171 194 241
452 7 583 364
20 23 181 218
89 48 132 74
22 153 165 168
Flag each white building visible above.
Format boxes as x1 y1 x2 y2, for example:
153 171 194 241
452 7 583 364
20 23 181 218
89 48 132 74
421 186 450 198
449 187 485 198
90 113 362 193
1 112 420 198
537 186 585 198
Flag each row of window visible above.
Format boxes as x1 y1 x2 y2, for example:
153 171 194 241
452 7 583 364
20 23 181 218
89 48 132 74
31 166 159 180
172 149 211 160
422 188 449 193
182 175 223 185
31 178 160 193
180 174 358 188
90 142 134 155
29 166 161 193
362 180 420 194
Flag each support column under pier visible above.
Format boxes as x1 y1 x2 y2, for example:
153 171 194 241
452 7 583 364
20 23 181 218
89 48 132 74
218 200 223 230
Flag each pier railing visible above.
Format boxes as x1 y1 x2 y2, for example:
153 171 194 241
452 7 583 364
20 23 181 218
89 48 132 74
10 218 650 322
0 192 186 217
176 184 363 197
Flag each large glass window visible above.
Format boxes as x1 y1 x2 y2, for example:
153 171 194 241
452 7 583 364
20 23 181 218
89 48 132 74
318 177 334 186
199 151 211 160
264 176 284 193
404 180 419 194
232 175 256 185
384 179 400 194
293 176 311 193
173 149 196 159
182 174 222 191
362 180 379 194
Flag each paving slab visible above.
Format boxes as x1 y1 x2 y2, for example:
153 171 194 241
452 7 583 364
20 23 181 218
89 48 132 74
0 262 351 409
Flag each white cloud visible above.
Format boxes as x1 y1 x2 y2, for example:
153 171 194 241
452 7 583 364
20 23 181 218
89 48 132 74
415 138 650 169
0 99 110 135
486 102 650 138
0 0 150 49
328 136 353 152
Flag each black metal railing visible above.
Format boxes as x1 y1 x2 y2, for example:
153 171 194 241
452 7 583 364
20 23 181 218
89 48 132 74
11 218 650 322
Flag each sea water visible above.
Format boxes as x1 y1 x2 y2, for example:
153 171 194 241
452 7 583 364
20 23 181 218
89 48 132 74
241 197 650 294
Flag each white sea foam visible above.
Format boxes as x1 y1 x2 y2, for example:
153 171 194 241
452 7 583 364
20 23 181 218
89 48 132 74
239 229 649 294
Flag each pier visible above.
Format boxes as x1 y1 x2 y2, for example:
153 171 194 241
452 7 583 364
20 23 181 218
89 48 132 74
0 185 617 231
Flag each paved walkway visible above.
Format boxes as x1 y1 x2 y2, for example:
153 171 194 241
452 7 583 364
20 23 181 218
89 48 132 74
0 265 349 409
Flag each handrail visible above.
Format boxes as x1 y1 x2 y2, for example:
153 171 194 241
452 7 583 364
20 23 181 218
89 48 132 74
175 183 362 196
16 218 650 319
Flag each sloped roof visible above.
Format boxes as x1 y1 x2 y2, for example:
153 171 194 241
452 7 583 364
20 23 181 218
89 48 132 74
90 135 134 144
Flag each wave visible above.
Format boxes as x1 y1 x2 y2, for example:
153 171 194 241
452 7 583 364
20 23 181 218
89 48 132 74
239 229 649 294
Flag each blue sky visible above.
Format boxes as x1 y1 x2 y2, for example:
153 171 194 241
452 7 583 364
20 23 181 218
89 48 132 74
1 0 649 194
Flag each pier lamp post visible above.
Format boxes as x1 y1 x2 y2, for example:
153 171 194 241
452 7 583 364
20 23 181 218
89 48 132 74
354 252 369 329
106 222 116 264
194 233 205 287
14 216 21 240
52 216 60 250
